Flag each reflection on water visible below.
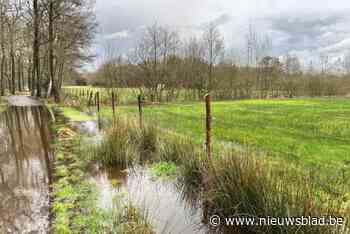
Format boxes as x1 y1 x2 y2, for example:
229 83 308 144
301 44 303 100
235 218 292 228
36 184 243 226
0 106 53 233
90 166 208 234
70 120 100 136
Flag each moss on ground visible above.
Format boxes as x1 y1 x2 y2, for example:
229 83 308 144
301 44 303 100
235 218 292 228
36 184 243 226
52 125 103 233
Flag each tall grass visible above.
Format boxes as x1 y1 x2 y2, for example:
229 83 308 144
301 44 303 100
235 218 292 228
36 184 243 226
107 195 154 234
208 151 350 233
88 118 159 166
161 134 204 189
88 119 138 167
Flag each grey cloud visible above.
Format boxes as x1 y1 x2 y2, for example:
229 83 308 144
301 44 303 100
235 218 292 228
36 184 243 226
264 11 350 57
212 13 232 26
94 0 207 55
104 30 131 40
92 0 350 68
96 5 146 35
270 14 342 37
197 13 233 30
320 38 350 54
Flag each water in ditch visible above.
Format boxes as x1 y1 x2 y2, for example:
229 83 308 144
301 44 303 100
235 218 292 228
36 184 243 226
90 165 208 234
0 106 54 233
69 119 209 234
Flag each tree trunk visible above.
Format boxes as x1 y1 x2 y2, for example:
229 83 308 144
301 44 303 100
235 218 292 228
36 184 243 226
10 49 15 94
28 61 32 92
17 54 22 92
33 0 41 97
0 6 4 96
48 0 60 102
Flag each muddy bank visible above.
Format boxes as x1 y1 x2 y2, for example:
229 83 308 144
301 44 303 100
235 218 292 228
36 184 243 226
0 106 53 233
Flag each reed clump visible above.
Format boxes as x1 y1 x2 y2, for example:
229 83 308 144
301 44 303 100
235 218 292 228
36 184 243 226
207 151 350 234
88 118 159 167
88 120 139 167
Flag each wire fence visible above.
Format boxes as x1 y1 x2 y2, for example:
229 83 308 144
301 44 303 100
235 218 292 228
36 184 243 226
62 87 350 164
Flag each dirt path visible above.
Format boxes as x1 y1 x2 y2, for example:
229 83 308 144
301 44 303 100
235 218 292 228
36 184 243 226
4 95 43 106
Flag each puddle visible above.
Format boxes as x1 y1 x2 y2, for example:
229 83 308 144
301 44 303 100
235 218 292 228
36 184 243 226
70 120 100 136
90 165 208 234
0 106 53 233
69 120 104 146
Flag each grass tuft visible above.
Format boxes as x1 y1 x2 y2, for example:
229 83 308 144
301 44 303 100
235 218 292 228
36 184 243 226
151 162 178 177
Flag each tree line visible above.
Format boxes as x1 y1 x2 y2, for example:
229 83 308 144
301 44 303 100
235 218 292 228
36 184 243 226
0 0 96 101
91 23 350 102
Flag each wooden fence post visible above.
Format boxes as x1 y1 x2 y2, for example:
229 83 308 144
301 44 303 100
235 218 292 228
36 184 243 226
111 90 116 121
94 92 96 106
96 91 100 113
138 94 143 129
202 93 213 224
205 93 212 161
88 91 93 107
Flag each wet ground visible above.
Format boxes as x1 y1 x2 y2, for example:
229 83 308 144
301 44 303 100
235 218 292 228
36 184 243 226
70 119 209 234
0 106 53 233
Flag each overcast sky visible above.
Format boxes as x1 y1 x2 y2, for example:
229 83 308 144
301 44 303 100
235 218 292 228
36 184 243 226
90 0 350 69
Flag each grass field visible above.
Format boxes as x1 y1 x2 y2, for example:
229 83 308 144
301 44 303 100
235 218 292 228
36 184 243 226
100 98 350 167
63 86 140 105
62 86 202 104
59 107 96 121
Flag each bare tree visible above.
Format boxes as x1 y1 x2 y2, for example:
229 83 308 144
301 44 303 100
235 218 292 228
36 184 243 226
320 53 330 74
135 23 179 101
202 22 224 91
343 50 350 74
285 55 301 75
0 0 95 98
0 1 7 96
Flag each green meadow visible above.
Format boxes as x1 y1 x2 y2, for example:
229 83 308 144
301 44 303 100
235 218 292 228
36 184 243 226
59 106 96 121
100 98 350 167
63 86 140 105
